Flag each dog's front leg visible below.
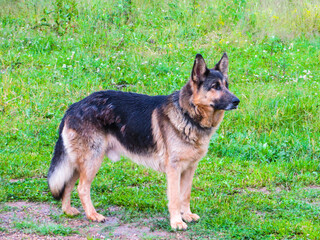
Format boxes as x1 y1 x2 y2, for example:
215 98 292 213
180 164 200 222
166 164 188 230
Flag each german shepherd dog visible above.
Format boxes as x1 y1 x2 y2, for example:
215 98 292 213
48 53 239 230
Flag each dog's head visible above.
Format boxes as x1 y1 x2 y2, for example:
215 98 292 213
190 53 240 112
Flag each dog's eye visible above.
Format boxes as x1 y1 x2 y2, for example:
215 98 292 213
212 83 221 90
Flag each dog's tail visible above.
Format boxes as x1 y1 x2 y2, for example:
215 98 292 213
47 118 75 200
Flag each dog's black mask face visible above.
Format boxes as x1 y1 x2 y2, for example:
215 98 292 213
191 53 240 111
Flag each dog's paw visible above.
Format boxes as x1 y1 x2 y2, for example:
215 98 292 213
87 212 106 222
171 220 188 230
182 212 200 222
64 207 80 216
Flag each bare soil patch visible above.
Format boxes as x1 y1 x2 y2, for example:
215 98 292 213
237 187 282 195
247 187 271 194
0 201 187 239
304 185 320 190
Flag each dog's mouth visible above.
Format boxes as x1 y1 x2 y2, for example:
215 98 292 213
210 101 240 111
210 96 240 111
224 103 239 111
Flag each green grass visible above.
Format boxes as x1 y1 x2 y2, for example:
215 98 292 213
1 0 320 238
13 219 78 236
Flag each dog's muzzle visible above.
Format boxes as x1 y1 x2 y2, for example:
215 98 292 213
225 97 240 110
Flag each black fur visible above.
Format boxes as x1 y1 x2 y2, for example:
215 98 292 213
65 90 169 154
202 71 225 91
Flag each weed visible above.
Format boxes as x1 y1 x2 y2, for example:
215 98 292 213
0 205 18 213
13 219 78 236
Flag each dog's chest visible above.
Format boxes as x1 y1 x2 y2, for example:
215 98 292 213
181 140 209 161
166 131 212 170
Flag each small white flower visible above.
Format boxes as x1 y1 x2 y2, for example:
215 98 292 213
289 43 293 49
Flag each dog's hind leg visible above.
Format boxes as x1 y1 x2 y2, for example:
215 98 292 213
180 164 200 222
62 171 80 216
77 152 106 222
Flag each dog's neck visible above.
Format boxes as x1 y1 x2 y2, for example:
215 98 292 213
178 81 225 129
165 94 211 144
171 94 209 133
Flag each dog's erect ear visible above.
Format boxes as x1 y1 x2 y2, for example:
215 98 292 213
191 54 209 83
214 53 228 77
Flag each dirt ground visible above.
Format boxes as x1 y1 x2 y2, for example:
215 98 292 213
0 201 188 239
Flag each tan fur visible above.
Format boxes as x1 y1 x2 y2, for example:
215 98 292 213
61 124 107 222
191 80 225 128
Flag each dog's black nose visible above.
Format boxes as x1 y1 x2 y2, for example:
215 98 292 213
232 98 240 106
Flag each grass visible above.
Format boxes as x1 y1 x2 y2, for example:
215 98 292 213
0 0 320 238
13 219 78 236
